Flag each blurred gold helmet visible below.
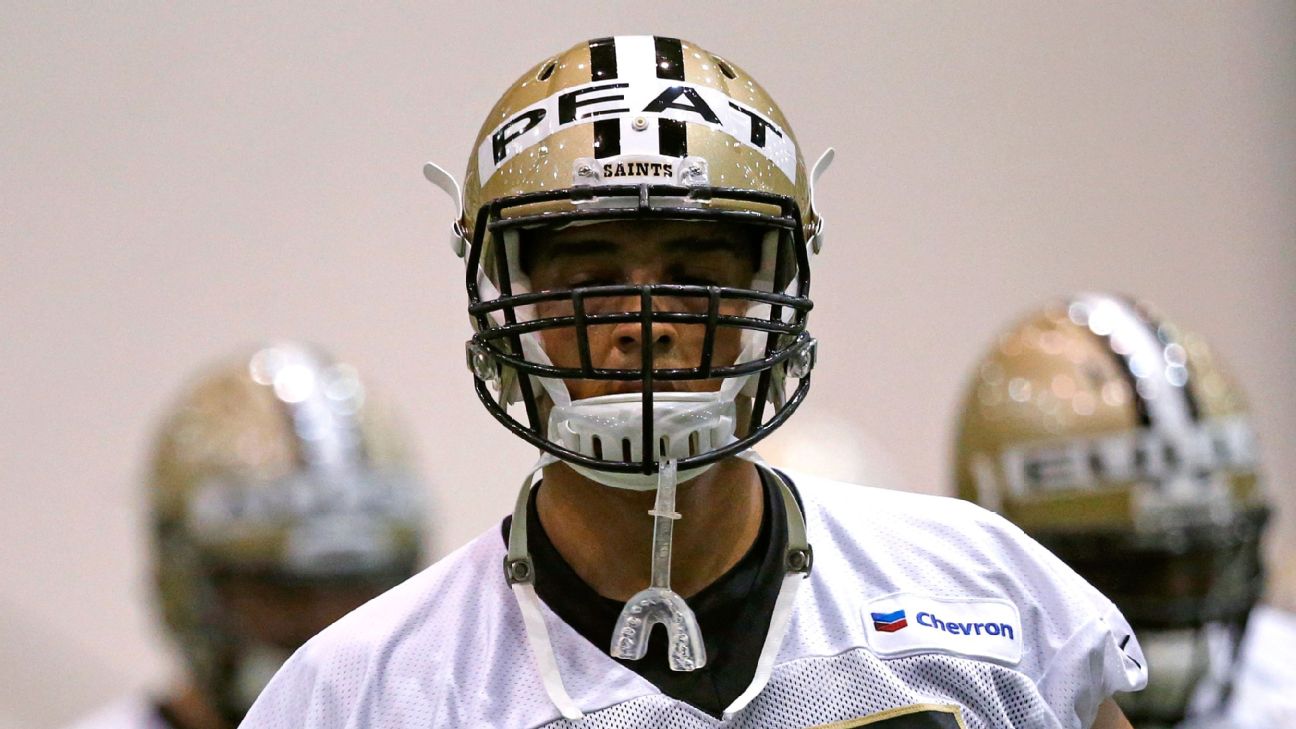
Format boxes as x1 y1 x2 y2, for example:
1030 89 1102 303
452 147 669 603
425 36 832 484
954 293 1268 726
149 343 425 721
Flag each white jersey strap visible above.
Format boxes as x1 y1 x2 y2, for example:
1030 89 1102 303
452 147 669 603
504 457 585 720
511 582 586 720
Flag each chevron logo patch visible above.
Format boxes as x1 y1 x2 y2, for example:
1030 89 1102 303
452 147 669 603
871 609 909 633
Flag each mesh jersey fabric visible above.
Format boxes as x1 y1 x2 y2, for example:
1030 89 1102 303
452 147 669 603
500 467 794 716
240 471 1147 729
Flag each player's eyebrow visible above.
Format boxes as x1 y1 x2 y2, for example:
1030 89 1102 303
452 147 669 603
531 239 620 261
662 237 754 256
534 237 741 257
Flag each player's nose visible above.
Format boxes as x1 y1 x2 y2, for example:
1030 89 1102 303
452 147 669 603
609 271 682 360
610 302 678 359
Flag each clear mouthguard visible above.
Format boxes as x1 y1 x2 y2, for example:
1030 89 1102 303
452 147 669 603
608 459 707 670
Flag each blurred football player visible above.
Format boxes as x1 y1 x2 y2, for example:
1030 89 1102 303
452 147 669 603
954 293 1269 728
67 343 426 729
243 37 1143 727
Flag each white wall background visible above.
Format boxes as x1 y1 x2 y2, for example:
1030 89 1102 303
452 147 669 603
2 3 1293 726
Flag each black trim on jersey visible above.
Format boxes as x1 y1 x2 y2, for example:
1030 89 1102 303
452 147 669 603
588 37 618 81
500 469 802 718
658 118 688 158
654 36 686 81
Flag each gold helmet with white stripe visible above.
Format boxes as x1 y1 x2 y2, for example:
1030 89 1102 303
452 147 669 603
954 293 1268 726
149 343 425 723
426 36 832 486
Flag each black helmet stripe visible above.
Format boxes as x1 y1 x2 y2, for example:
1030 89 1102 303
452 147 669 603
588 37 618 80
654 37 689 158
588 37 622 159
653 37 686 81
658 119 687 158
593 119 621 158
1124 296 1202 422
1093 326 1154 428
1073 294 1199 433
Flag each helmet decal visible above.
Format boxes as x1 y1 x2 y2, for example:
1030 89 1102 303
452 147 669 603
478 37 797 186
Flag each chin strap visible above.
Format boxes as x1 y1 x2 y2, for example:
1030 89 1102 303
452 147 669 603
503 451 812 721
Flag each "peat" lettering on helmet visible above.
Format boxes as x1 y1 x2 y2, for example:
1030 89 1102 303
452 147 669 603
479 79 796 184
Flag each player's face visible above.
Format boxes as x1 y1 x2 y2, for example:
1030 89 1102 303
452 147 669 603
525 220 761 401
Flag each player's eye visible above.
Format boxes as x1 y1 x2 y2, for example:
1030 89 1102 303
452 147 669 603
568 276 618 288
676 275 722 287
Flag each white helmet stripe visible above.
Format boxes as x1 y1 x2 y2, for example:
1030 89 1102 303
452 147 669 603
1072 294 1196 435
613 35 668 158
251 343 366 472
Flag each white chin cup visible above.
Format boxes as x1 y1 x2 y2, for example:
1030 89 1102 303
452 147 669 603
547 392 737 490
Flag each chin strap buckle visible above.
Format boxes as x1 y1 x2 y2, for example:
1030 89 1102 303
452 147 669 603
785 545 813 575
504 555 535 585
466 341 499 382
785 337 817 379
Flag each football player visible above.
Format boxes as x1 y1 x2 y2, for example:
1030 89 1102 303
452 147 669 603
66 343 426 729
954 294 1270 728
242 37 1144 728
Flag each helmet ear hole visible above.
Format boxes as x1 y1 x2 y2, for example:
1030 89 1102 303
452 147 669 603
712 55 737 80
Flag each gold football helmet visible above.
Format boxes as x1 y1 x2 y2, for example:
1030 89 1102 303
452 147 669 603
426 36 833 485
149 343 425 722
954 293 1268 726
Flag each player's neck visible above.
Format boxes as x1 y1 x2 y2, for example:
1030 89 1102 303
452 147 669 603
536 457 764 602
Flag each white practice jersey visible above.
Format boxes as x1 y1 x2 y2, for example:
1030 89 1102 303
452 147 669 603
62 696 173 729
241 472 1146 728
